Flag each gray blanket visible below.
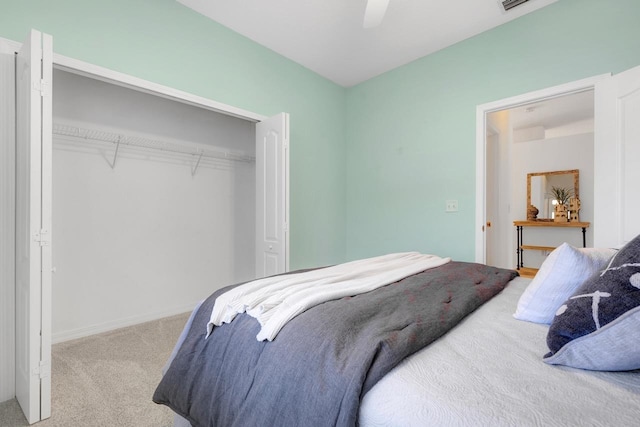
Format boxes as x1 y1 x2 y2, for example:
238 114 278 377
153 261 517 427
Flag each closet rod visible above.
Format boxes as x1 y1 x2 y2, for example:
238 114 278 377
52 123 255 163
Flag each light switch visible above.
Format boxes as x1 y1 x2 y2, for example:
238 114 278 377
446 200 458 212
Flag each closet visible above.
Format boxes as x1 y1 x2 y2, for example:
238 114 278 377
6 29 289 423
52 69 257 342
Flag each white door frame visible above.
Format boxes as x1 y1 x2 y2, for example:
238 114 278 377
53 54 266 123
1 32 289 415
0 37 19 404
475 74 609 264
484 122 499 267
0 35 266 123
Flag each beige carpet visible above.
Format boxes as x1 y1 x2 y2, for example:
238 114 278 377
0 312 191 427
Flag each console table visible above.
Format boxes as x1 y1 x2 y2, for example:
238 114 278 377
513 220 590 278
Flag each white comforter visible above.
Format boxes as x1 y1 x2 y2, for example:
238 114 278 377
359 276 640 426
207 252 450 341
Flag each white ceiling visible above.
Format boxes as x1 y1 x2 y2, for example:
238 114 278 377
178 0 558 87
510 90 595 131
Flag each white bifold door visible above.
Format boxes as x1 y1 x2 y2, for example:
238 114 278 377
256 113 290 277
15 29 53 424
594 64 640 247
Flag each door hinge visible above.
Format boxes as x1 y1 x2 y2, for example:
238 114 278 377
33 79 51 97
34 229 50 246
283 221 289 232
32 360 51 379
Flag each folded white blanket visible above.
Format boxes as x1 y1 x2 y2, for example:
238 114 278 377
206 252 451 341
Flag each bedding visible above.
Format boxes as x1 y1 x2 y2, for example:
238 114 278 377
163 276 640 427
513 243 617 324
208 252 451 341
360 277 640 426
545 233 640 370
153 260 517 427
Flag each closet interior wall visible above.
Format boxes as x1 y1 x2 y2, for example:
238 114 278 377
52 69 256 342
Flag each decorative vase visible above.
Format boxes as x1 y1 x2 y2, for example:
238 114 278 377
554 203 568 223
568 197 581 222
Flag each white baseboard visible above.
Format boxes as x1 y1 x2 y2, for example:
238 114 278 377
52 301 199 344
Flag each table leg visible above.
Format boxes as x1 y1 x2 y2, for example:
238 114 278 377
516 226 523 269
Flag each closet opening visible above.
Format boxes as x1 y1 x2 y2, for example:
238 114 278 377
7 30 289 422
51 68 257 342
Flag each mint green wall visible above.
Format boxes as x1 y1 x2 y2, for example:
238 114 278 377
345 0 640 262
0 0 347 270
4 0 640 269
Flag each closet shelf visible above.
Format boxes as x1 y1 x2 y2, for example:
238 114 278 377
52 123 255 164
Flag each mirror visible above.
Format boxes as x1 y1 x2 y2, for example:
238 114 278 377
527 169 579 220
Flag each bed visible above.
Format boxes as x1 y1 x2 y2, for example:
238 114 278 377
154 241 640 426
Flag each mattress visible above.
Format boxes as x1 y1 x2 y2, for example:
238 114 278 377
171 277 640 426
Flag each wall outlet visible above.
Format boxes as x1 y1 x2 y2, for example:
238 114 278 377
446 200 458 212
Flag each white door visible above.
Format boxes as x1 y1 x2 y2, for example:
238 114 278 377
594 65 640 247
15 29 53 424
256 113 290 277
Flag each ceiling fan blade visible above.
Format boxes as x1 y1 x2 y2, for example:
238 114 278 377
363 0 390 28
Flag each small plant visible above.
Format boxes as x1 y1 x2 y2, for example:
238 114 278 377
549 186 573 205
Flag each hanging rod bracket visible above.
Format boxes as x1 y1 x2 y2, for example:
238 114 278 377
191 150 204 176
110 136 122 169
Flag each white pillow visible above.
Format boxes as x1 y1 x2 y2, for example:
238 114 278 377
513 243 617 324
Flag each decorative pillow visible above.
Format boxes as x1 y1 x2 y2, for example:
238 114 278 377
513 243 617 324
544 234 640 371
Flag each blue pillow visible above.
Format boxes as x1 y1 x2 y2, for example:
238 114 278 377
544 233 640 371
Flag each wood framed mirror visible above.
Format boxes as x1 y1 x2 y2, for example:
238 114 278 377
527 169 579 220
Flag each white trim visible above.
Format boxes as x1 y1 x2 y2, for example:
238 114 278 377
477 74 610 115
475 108 488 264
284 113 291 272
53 54 267 123
0 36 20 54
52 302 198 344
0 35 267 123
0 42 16 402
475 74 610 264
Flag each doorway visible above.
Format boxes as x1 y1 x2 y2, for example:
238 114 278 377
475 75 607 268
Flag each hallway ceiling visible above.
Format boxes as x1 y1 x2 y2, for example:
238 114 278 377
510 91 595 131
177 0 558 87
